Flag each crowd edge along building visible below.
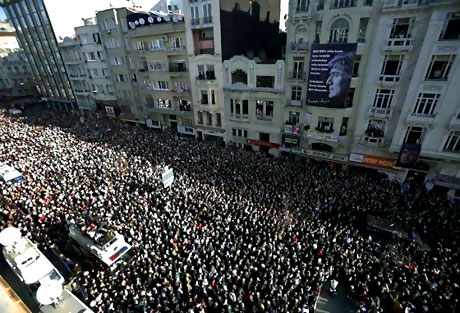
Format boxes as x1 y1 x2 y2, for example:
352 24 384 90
0 0 77 111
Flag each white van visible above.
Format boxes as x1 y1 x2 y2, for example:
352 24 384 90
0 164 24 185
8 108 22 116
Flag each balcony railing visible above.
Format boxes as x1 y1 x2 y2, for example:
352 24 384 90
330 0 357 9
385 37 413 49
379 74 400 83
287 99 304 107
169 64 187 72
196 72 216 81
296 6 308 12
165 46 186 54
230 113 249 122
290 42 308 52
368 106 393 119
191 17 213 27
256 113 273 121
288 71 307 81
362 136 386 146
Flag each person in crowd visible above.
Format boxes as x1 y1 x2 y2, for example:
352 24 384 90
0 107 459 313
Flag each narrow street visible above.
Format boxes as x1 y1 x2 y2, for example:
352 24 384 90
316 283 355 313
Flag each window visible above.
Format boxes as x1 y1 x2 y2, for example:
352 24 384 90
216 113 222 127
358 18 368 43
373 89 394 108
157 99 171 109
390 18 414 39
150 39 165 50
198 111 203 124
412 93 440 116
331 0 356 9
380 55 404 81
404 126 424 144
179 100 191 111
291 86 302 101
200 90 208 104
329 18 349 43
366 120 385 138
317 116 333 132
439 12 460 40
197 64 215 80
425 55 455 81
444 131 460 152
315 22 322 43
231 69 248 85
256 76 275 88
232 128 248 138
116 74 126 82
211 90 216 104
206 112 212 125
297 0 308 11
352 55 361 77
149 62 167 72
169 37 183 49
256 100 274 120
292 59 304 79
243 100 248 115
156 81 169 90
87 52 96 61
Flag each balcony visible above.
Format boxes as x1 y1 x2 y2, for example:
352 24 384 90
407 112 436 125
287 99 304 107
169 64 187 76
305 130 339 142
449 115 460 131
384 37 414 51
358 135 386 146
196 73 217 85
296 5 308 13
171 88 191 97
290 42 308 52
191 17 213 29
194 38 215 56
256 114 273 122
283 123 302 135
379 74 400 83
230 113 249 122
165 46 186 55
368 106 393 119
288 71 307 81
330 0 357 9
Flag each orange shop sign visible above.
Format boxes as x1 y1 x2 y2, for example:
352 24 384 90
349 153 395 169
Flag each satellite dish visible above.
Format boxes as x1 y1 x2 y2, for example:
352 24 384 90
148 16 154 24
177 16 183 21
0 227 21 247
164 16 171 22
134 20 139 25
139 18 145 25
129 22 135 29
36 281 63 306
157 17 162 22
172 16 178 23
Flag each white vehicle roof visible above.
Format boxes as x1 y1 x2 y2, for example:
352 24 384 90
69 225 132 267
0 164 23 183
14 247 57 285
8 108 22 115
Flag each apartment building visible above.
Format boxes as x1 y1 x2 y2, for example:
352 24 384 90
183 0 285 149
286 0 460 190
0 50 37 105
0 21 20 57
59 18 116 113
96 7 139 121
126 10 194 135
0 0 76 111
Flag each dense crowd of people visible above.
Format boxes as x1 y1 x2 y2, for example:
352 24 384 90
1 108 459 313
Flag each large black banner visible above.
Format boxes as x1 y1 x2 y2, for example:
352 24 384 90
306 43 357 108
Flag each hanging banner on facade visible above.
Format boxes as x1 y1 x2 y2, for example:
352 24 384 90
394 143 421 168
306 43 357 108
302 149 349 162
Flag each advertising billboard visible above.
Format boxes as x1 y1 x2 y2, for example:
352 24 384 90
395 143 421 168
306 43 357 108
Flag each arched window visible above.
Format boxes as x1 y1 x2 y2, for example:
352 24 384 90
329 18 349 43
294 26 307 43
231 69 248 85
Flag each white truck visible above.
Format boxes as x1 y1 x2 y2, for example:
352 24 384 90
68 224 134 272
0 163 24 186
